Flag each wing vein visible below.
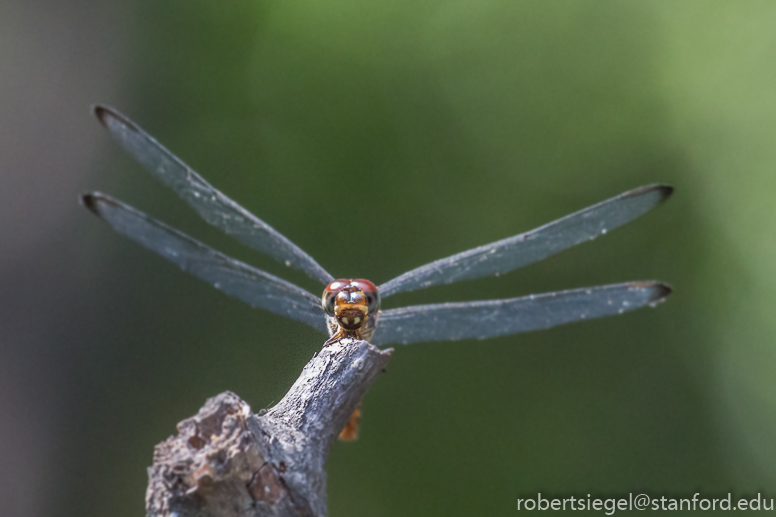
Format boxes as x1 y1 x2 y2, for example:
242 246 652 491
379 185 672 297
82 193 327 332
371 281 671 346
93 105 333 285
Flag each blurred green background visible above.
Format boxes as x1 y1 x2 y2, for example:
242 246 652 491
2 1 776 515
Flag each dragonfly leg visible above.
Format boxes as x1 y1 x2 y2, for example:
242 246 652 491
323 335 342 347
323 325 346 346
323 327 362 347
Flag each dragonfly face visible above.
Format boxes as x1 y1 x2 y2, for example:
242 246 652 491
322 279 380 342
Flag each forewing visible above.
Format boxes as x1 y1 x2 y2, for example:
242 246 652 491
379 185 672 297
371 281 671 346
93 105 334 285
82 193 328 332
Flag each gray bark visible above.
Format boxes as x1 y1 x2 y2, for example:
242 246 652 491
146 338 392 517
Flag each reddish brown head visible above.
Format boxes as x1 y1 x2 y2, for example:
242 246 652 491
322 279 380 331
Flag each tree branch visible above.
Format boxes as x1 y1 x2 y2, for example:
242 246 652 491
145 338 392 517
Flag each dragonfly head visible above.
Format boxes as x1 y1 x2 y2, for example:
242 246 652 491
322 279 380 331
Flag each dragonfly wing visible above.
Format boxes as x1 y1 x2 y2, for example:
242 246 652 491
93 106 334 285
82 193 328 332
370 281 671 346
379 185 672 297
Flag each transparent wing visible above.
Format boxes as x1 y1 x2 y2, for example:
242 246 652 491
371 281 671 346
93 105 334 285
82 193 328 332
379 185 672 298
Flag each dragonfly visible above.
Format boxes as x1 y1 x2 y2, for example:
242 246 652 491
83 106 672 439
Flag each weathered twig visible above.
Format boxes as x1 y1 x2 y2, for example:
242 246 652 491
146 338 392 517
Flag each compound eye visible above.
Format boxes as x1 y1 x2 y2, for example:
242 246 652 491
322 279 350 316
352 278 380 315
364 292 379 315
322 291 337 316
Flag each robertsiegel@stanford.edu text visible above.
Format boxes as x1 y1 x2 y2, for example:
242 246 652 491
516 493 773 513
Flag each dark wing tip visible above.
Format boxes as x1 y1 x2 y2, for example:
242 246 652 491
651 282 672 302
91 104 138 132
80 192 99 215
655 184 674 202
91 104 112 126
80 192 116 217
627 183 674 203
632 281 672 304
